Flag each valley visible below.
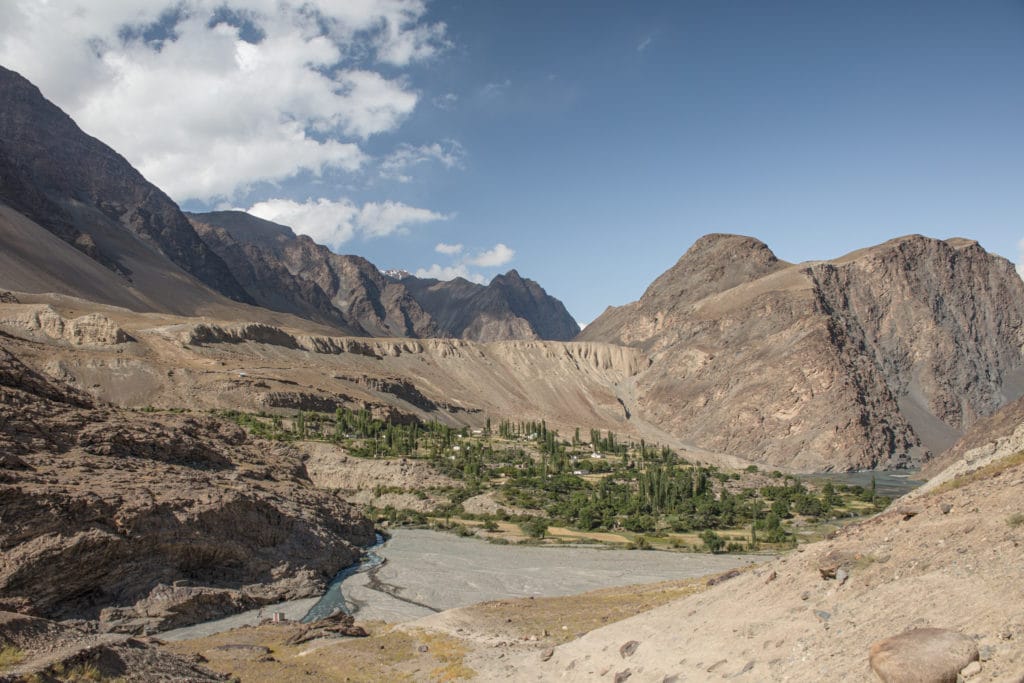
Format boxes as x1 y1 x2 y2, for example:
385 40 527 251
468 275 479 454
0 44 1023 683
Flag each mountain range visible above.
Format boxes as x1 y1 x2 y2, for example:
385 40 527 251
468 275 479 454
189 210 580 341
1 63 1023 472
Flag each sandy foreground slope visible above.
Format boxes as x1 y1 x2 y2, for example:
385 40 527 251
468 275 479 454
476 457 1024 681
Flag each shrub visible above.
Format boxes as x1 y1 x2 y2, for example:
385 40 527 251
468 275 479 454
521 517 549 539
700 530 725 553
0 645 25 668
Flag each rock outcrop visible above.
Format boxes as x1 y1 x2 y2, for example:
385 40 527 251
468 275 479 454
0 345 374 634
869 628 978 683
579 234 1024 470
921 394 1024 480
0 304 132 345
0 611 227 682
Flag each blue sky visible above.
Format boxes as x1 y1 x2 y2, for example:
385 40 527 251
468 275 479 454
2 1 1023 323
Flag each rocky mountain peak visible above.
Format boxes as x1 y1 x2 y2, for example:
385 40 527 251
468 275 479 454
639 233 785 311
494 269 524 283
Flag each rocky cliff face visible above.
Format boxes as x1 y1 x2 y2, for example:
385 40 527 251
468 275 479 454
191 211 440 338
580 234 1024 470
398 269 581 342
0 344 374 633
190 210 580 341
0 66 251 305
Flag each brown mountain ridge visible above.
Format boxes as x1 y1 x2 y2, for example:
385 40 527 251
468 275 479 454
580 233 1024 470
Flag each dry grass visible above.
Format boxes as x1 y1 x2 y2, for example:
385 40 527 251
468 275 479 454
0 644 25 669
160 575 734 682
931 451 1024 495
161 620 475 683
448 576 720 647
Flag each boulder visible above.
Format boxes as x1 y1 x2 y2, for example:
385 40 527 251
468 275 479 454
868 627 978 682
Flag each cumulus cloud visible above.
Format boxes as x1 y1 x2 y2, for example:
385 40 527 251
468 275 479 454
380 140 466 182
435 242 463 255
468 243 515 267
0 0 447 202
415 241 515 284
247 197 449 249
415 263 485 284
358 201 450 238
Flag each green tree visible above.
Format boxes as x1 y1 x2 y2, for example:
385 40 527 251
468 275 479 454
522 517 549 539
700 529 725 553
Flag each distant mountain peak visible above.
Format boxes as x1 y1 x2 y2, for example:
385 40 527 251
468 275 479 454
190 211 579 342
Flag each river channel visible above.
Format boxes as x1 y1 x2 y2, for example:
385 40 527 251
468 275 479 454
160 528 759 640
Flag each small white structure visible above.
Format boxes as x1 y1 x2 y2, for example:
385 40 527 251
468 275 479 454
591 452 604 459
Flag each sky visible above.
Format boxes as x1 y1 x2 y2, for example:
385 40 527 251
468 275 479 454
1 1 1023 324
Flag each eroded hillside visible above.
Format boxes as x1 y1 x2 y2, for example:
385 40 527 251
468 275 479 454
580 234 1024 470
0 343 374 635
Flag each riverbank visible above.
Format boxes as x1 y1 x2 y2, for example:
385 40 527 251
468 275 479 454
286 529 761 622
161 528 761 640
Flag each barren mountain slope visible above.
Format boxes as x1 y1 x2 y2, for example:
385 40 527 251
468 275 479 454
0 341 374 635
580 234 1024 470
190 211 432 337
399 269 581 342
0 294 729 464
0 66 251 306
191 210 580 342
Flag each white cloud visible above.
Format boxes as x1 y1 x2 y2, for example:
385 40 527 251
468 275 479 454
480 79 511 98
432 92 459 110
416 241 515 284
415 263 486 284
374 14 451 66
357 201 450 238
468 243 515 267
248 198 359 248
435 242 463 255
247 197 448 249
380 140 466 182
637 36 653 52
0 0 447 202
